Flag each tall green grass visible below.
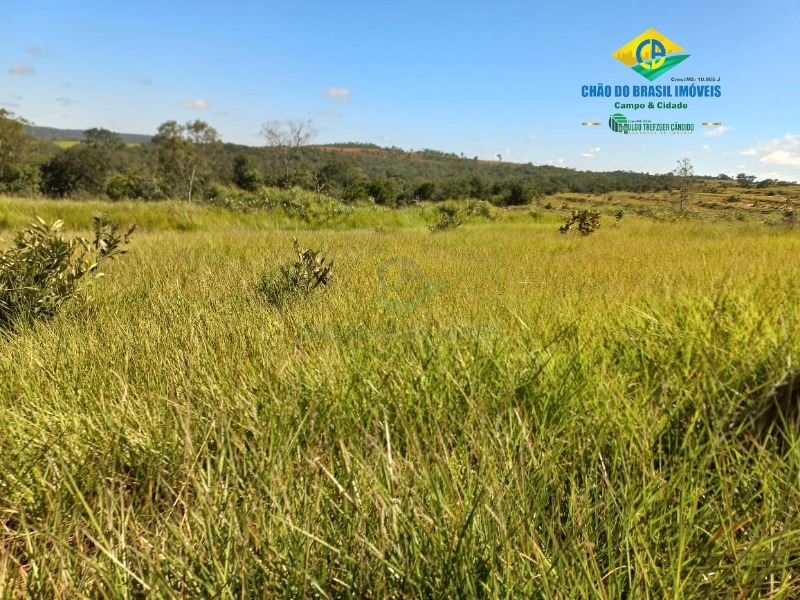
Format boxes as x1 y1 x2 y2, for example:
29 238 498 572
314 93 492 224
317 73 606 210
1 199 799 597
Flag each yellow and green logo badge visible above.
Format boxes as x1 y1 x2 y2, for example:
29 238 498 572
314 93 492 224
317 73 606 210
612 28 689 81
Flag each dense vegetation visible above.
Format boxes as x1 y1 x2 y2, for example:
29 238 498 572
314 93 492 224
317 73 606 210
3 110 794 209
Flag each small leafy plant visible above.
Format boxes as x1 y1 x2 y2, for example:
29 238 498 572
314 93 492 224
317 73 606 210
782 206 796 229
257 237 333 306
0 215 135 331
429 202 462 232
559 209 601 236
466 199 495 220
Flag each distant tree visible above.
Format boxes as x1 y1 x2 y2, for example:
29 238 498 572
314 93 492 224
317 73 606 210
1 163 40 196
82 127 127 174
41 145 108 197
441 179 470 200
260 119 316 185
0 109 34 182
672 158 694 210
368 177 398 206
505 179 534 206
414 181 440 201
84 128 125 151
152 120 221 201
106 172 163 201
342 179 370 203
736 173 756 188
717 173 732 180
317 158 356 197
232 155 262 192
468 175 488 200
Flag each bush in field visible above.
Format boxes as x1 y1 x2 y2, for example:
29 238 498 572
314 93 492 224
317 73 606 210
0 215 134 331
106 173 165 201
466 199 495 220
559 209 601 236
0 163 41 197
429 201 463 232
783 206 797 228
202 182 275 211
257 237 333 306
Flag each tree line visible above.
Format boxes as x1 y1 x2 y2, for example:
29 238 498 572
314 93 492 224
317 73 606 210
0 109 792 207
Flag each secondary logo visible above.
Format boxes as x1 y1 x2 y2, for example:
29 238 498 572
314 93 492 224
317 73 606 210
608 113 628 133
608 113 695 135
612 28 690 81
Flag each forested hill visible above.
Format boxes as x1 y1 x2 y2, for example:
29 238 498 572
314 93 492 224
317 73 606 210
19 123 696 197
10 120 788 203
25 125 152 145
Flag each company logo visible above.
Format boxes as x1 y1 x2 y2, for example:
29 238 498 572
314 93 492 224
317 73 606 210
608 113 629 133
607 114 695 135
612 28 689 81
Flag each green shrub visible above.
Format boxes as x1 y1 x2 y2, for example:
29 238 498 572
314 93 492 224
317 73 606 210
0 163 41 196
466 199 495 219
0 215 134 331
429 214 462 232
257 237 333 307
202 183 276 211
559 209 601 236
429 201 463 232
783 207 797 228
106 173 164 201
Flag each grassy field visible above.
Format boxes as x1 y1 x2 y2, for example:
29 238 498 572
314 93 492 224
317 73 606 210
1 196 800 597
51 141 141 149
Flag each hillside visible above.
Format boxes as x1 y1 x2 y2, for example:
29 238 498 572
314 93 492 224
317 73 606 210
25 125 152 145
14 124 797 204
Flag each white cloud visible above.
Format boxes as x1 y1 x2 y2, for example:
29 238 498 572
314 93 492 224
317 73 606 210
547 158 565 166
703 125 732 137
25 45 56 57
321 88 351 103
527 134 539 142
737 132 800 156
730 133 800 173
379 135 392 143
581 147 600 158
8 64 35 76
751 169 798 183
759 150 800 168
181 99 209 110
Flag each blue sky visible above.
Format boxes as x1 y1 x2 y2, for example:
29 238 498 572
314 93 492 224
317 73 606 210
2 0 798 180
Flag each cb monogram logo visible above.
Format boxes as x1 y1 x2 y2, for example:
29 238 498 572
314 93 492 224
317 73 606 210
612 28 690 81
